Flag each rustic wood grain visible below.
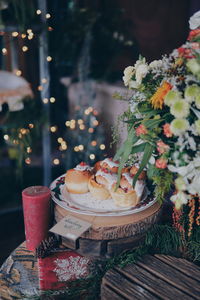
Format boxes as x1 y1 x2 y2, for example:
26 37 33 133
54 201 162 240
115 264 190 300
101 255 200 300
102 268 155 300
154 254 200 282
137 256 200 299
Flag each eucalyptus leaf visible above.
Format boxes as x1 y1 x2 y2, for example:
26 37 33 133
132 143 154 187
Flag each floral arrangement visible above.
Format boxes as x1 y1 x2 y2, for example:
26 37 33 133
115 11 200 216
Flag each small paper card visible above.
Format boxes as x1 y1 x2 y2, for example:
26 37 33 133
50 215 92 242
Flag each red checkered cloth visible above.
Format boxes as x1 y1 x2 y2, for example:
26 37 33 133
38 249 91 290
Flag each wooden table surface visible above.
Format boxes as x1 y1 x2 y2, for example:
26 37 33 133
101 254 200 300
1 242 200 300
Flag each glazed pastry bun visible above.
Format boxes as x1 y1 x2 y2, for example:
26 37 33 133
130 165 146 180
110 172 142 207
65 162 92 194
110 183 139 207
88 175 110 200
100 158 119 173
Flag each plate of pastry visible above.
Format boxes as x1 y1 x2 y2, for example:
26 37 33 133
50 158 157 217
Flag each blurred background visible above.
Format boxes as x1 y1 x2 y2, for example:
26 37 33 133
0 0 199 265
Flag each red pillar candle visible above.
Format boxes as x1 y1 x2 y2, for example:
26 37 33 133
22 186 51 251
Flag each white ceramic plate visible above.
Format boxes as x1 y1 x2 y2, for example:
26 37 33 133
50 174 157 217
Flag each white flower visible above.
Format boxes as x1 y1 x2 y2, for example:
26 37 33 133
122 66 134 86
164 90 182 106
175 177 186 191
187 59 200 76
170 192 190 210
170 100 190 118
195 119 200 134
184 84 200 103
170 119 189 135
189 10 200 30
149 60 163 69
135 63 148 85
129 80 140 89
195 94 200 109
188 174 200 195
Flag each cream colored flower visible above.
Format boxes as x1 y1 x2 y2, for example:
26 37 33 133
195 94 200 109
184 85 200 103
170 191 189 210
195 119 200 134
164 90 182 106
135 63 148 85
129 80 140 89
170 100 190 118
175 177 186 191
189 11 200 30
170 119 189 135
122 66 134 86
187 58 200 76
149 60 162 69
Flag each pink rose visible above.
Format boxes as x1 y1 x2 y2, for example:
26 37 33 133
163 123 173 138
156 140 170 154
155 157 167 169
135 124 148 136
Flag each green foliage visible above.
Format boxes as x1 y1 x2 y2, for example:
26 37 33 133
151 169 174 204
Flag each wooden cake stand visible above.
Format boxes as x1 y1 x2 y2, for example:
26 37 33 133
54 201 162 258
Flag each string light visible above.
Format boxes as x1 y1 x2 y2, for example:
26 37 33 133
90 154 95 160
91 141 97 146
88 128 94 133
61 143 67 150
27 29 32 34
26 147 32 153
50 97 56 103
78 119 83 125
13 139 19 145
14 69 22 76
88 106 93 112
3 134 9 141
28 123 34 129
41 78 47 84
53 158 60 165
18 133 22 138
36 9 42 15
93 120 99 126
93 110 98 116
12 32 18 37
78 145 84 151
74 146 79 152
57 137 63 143
43 98 49 104
20 128 27 135
21 33 26 39
47 56 52 62
22 46 28 52
65 121 70 127
46 13 51 19
50 126 57 133
100 144 106 150
48 26 53 31
80 124 85 130
25 157 31 164
38 85 43 91
2 48 7 55
84 109 90 115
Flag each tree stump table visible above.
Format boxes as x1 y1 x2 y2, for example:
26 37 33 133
101 254 200 300
54 201 162 257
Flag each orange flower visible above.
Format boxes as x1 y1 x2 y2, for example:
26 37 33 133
163 123 173 138
155 157 167 169
156 140 170 154
135 124 148 136
187 29 200 41
150 81 172 109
